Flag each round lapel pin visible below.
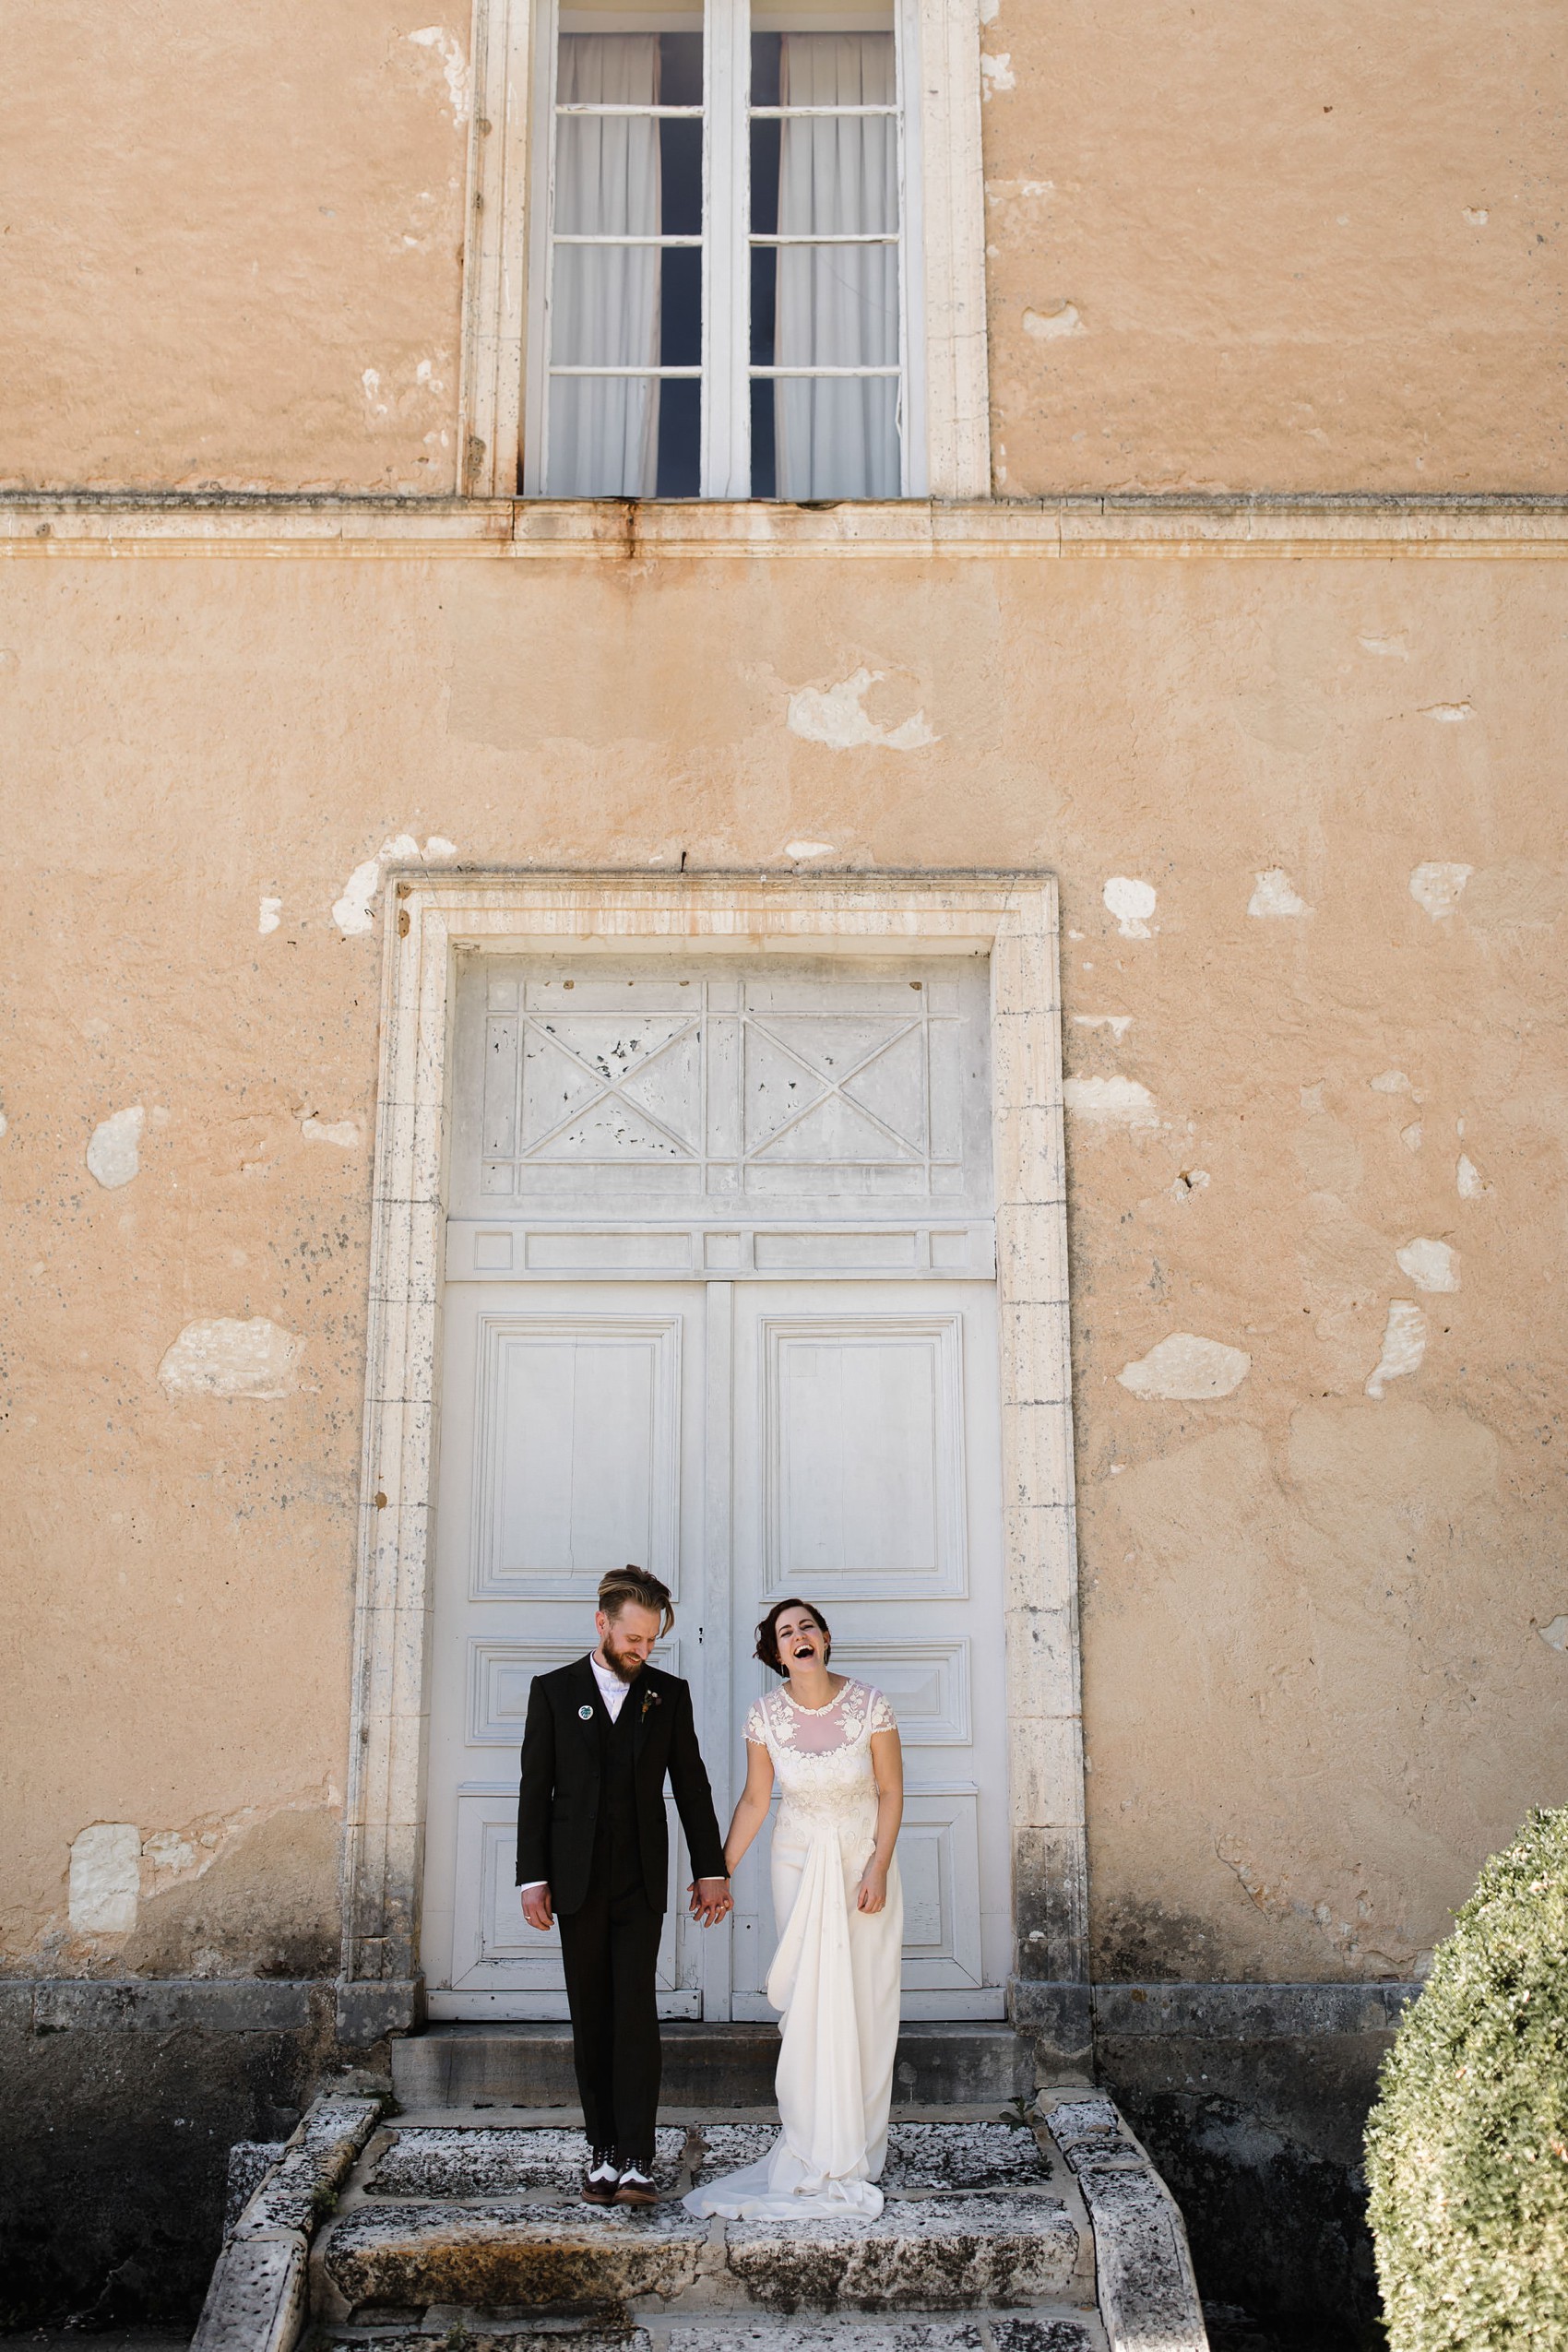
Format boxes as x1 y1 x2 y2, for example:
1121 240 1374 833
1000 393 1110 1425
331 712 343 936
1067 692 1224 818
578 1705 594 1720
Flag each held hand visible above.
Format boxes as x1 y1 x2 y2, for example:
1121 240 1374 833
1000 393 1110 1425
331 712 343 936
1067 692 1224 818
521 1884 554 1932
689 1875 733 1927
856 1862 888 1915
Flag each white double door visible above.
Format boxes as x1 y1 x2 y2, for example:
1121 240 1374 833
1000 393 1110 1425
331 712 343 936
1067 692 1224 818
421 1274 1009 2021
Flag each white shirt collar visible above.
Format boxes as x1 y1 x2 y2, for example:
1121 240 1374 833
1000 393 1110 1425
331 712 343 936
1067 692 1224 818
590 1651 636 1718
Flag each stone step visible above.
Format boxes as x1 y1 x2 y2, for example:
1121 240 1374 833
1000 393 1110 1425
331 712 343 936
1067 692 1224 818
392 2024 1034 2114
318 2309 1109 2352
313 2117 1096 2324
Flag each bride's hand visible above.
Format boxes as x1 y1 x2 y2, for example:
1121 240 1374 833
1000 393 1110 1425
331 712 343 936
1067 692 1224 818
856 1861 888 1914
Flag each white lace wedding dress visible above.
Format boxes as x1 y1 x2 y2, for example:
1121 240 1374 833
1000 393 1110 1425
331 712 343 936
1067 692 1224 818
684 1678 904 2220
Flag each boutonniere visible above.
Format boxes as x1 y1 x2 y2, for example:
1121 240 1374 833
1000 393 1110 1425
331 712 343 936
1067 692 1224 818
640 1686 661 1720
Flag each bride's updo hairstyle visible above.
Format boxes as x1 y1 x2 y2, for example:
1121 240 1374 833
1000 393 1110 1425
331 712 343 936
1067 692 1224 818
754 1598 832 1677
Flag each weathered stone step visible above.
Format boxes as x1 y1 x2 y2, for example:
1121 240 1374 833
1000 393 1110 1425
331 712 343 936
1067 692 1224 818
313 2119 1094 2322
392 2024 1033 2115
316 2309 1109 2352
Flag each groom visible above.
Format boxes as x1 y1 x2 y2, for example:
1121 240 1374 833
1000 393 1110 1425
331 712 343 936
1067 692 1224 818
517 1566 732 2205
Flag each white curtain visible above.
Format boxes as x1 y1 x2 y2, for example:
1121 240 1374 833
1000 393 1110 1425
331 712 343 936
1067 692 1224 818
775 35 900 503
547 36 661 497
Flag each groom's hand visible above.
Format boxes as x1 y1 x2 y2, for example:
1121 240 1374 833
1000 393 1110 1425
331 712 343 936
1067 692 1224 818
689 1876 732 1926
521 1884 554 1931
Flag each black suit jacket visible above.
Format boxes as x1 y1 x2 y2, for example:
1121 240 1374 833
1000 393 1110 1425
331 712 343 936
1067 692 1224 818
515 1656 728 1916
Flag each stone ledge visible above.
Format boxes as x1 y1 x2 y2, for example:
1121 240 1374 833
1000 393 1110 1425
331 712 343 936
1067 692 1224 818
1042 2097 1208 2352
1 491 1565 559
1091 1982 1420 2040
19 1978 326 2033
196 2093 382 2352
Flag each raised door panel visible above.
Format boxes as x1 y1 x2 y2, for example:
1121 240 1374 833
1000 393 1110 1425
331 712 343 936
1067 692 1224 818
450 1792 694 2013
447 955 993 1222
758 1312 967 1599
473 1313 683 1600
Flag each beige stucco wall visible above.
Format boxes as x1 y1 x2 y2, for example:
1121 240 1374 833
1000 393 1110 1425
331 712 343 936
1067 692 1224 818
4 0 1562 492
1 545 1563 1982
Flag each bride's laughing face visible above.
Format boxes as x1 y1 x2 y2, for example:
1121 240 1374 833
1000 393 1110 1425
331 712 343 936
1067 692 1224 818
775 1608 827 1674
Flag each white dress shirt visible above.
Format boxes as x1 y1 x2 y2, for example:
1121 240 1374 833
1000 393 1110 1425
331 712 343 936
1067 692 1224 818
519 1653 634 1894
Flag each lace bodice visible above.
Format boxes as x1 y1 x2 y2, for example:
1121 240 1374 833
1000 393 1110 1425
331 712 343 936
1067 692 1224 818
745 1679 897 1837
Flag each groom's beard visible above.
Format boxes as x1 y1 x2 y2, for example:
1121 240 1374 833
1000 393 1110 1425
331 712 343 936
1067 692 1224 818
600 1633 647 1684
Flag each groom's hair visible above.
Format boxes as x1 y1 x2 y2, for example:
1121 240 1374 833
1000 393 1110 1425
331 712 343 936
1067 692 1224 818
598 1565 675 1635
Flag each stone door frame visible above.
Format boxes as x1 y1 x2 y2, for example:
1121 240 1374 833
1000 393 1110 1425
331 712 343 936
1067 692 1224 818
339 871 1086 2047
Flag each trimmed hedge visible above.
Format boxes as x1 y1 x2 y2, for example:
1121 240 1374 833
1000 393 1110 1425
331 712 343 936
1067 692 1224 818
1364 1805 1568 2350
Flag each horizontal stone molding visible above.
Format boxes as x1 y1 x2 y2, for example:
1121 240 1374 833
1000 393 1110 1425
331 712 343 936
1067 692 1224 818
3 492 1567 560
6 1978 327 2033
1092 1980 1421 2039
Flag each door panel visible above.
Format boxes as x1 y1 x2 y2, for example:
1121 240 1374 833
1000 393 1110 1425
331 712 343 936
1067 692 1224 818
728 1280 1009 2020
422 1285 705 2019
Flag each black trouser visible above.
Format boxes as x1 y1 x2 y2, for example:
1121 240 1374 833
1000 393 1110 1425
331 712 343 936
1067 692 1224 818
556 1824 663 2166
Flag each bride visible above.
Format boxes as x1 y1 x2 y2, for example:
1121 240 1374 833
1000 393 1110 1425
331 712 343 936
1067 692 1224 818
684 1598 904 2220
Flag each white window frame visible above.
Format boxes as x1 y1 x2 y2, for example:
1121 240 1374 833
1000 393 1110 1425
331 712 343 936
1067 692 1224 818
457 0 988 500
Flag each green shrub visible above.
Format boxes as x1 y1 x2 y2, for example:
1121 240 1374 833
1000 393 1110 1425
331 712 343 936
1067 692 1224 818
1365 1805 1568 2350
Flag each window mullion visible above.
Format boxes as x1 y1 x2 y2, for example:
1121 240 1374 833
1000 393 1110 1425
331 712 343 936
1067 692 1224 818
701 0 751 499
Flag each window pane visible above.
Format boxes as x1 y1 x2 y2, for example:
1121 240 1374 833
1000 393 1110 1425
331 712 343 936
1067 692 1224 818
749 377 778 499
659 28 704 105
751 30 782 108
777 35 897 239
749 242 777 367
656 378 703 496
546 374 660 496
750 115 781 238
659 115 703 239
552 244 662 368
660 245 703 369
554 37 661 236
773 374 898 500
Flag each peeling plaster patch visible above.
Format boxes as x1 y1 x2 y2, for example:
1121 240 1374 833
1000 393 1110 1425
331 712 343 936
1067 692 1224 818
1359 635 1409 659
1023 304 1085 340
69 1824 140 1933
87 1105 145 1189
1073 1014 1133 1039
1170 1168 1210 1200
786 670 935 752
784 840 837 861
362 367 388 420
0 1108 8 1140
1370 1071 1410 1093
978 0 1000 19
1102 876 1157 938
1118 1333 1251 1400
1366 1301 1427 1398
1401 1123 1423 1153
258 896 283 935
1409 861 1473 920
142 1831 198 1876
1300 1083 1326 1114
1248 869 1312 919
302 1116 362 1149
333 833 459 935
1062 1075 1158 1127
407 26 471 120
1396 1237 1459 1292
1456 1154 1491 1199
1420 701 1474 723
1539 1617 1568 1653
1463 208 1490 227
158 1318 303 1401
980 52 1015 95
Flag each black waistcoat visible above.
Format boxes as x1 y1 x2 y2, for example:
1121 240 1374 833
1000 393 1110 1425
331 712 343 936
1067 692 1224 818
597 1685 642 1861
